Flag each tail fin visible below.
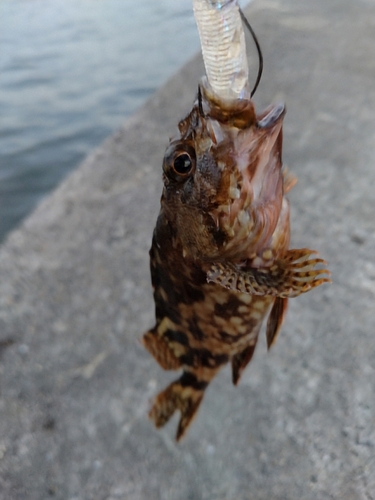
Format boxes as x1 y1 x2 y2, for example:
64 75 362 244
149 372 206 441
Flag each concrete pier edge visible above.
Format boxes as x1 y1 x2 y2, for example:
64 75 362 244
1 1 374 498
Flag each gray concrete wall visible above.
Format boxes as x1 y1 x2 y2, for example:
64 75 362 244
0 1 374 498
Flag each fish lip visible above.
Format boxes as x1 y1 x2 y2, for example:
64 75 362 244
198 80 257 129
257 102 286 129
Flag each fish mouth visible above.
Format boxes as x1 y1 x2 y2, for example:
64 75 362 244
170 87 287 261
198 78 257 129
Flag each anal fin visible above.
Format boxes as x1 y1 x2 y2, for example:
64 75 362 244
231 340 258 386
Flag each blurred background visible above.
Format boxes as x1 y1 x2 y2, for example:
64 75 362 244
2 0 251 243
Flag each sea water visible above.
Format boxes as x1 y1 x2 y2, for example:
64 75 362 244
0 0 199 242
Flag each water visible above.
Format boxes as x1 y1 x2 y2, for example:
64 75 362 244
0 0 201 243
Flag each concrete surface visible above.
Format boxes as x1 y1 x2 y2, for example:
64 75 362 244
0 0 374 498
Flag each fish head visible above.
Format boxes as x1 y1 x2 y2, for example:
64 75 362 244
160 85 286 262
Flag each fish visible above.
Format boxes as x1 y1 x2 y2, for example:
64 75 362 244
143 83 330 441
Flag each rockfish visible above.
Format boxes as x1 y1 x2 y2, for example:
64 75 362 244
143 84 330 441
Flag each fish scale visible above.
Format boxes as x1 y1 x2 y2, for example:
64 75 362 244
142 83 330 441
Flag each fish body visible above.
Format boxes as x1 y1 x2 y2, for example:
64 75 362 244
143 85 330 440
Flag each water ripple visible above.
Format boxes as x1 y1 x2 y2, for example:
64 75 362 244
0 0 200 242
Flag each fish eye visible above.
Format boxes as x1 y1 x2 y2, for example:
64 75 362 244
163 141 196 181
173 152 193 175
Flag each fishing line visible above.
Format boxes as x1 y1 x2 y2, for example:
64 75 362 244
239 8 263 97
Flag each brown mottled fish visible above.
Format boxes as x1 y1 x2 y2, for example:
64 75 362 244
142 84 330 441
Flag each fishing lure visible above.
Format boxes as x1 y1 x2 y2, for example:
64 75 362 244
143 4 330 441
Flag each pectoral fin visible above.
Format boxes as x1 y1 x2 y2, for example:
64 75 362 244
282 166 297 193
207 248 331 298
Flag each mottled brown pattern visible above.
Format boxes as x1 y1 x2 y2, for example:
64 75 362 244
143 82 330 441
